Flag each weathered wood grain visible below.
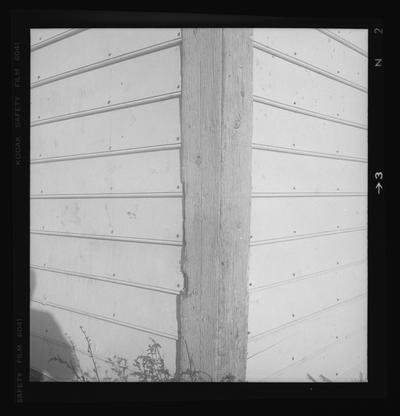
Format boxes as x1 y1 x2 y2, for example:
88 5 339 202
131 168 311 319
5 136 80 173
179 28 253 380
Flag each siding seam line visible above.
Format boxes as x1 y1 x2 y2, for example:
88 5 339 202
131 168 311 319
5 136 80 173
31 29 87 52
253 95 367 130
252 40 367 93
249 258 367 293
31 91 181 127
30 264 181 295
250 226 367 246
248 292 367 344
30 229 183 246
317 29 368 57
258 325 367 381
31 37 182 89
31 299 178 340
31 192 183 199
251 192 367 198
251 143 367 163
31 143 181 164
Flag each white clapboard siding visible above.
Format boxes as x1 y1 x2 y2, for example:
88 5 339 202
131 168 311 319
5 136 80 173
253 102 367 160
252 151 367 193
30 29 183 380
327 29 368 52
249 230 367 289
30 303 176 380
30 233 183 291
254 48 367 125
31 150 181 194
253 29 367 88
248 261 367 337
32 268 178 336
250 196 367 242
31 197 182 241
31 28 181 83
247 294 367 380
31 98 180 160
31 29 72 46
247 28 368 381
267 326 367 382
31 46 181 121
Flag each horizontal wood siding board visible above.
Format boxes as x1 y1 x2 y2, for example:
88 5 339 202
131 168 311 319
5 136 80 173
31 264 181 295
31 28 181 84
31 149 181 194
253 102 367 159
246 28 367 381
31 198 182 241
250 196 367 242
31 98 181 160
32 268 178 335
253 48 367 125
252 150 367 193
246 295 367 380
30 29 183 379
322 29 368 54
30 233 183 291
266 327 367 382
248 230 367 289
247 262 366 337
31 29 72 46
252 29 367 89
31 46 181 121
30 303 177 379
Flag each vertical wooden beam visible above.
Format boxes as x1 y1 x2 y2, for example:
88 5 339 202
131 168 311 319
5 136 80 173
179 28 253 381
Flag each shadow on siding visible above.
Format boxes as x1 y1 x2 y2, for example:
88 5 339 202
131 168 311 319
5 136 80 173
30 269 80 382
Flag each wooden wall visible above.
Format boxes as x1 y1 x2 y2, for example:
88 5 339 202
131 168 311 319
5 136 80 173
30 28 183 381
246 28 368 382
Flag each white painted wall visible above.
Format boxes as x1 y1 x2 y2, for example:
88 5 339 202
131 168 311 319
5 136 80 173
246 28 368 382
30 28 183 381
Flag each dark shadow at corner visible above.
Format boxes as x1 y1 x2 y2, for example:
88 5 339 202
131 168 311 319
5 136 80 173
30 268 80 382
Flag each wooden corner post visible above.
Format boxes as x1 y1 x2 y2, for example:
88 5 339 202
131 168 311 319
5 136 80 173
179 28 253 381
